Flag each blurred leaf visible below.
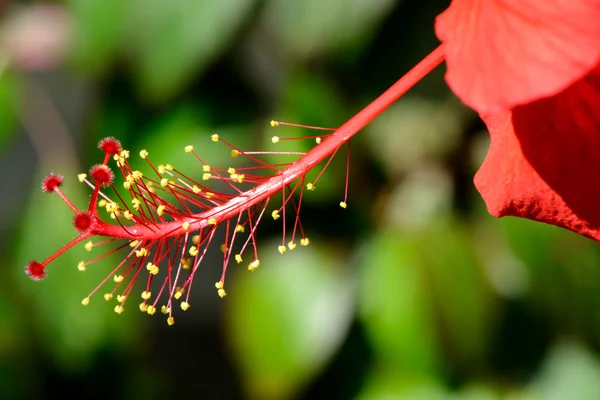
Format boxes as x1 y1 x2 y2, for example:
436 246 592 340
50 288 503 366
127 0 256 101
225 242 354 400
67 0 128 73
518 341 600 400
13 170 139 371
357 366 447 400
0 69 19 150
357 229 441 375
365 98 465 177
420 218 495 369
262 0 397 58
502 216 600 339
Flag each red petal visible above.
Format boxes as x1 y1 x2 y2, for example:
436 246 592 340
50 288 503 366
474 65 600 240
436 0 600 113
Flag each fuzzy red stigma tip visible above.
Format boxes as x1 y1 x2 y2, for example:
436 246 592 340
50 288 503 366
90 164 114 187
26 261 46 281
42 173 63 193
73 212 94 232
98 137 122 156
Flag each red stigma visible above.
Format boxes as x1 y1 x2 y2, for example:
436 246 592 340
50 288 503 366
26 261 46 281
42 173 63 193
90 164 114 187
73 212 94 232
98 137 122 156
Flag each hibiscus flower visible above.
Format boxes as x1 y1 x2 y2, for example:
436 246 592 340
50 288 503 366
435 0 600 241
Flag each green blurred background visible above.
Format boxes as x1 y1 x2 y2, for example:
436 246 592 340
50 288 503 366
2 1 600 399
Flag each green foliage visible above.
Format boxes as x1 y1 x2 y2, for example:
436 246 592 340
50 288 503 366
225 243 354 399
2 0 600 398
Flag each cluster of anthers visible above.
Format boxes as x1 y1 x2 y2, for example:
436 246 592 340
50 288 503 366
26 121 350 326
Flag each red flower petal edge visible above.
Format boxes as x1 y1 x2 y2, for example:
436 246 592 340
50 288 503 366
474 64 600 240
436 0 600 113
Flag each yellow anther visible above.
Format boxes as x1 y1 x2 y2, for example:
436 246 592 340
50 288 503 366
181 258 191 270
235 224 245 233
306 183 315 191
160 178 169 187
98 199 107 208
123 181 132 190
135 248 148 257
211 134 219 142
272 210 280 220
340 201 347 209
208 217 217 225
192 185 201 194
228 167 236 174
272 136 280 144
237 174 245 183
141 291 152 300
230 173 239 181
220 244 228 253
147 305 156 315
85 240 94 252
316 137 322 144
124 210 133 220
139 303 148 312
300 237 310 246
165 164 173 170
205 192 214 199
192 235 200 244
215 281 224 290
114 274 124 283
77 173 87 183
184 145 194 153
82 297 90 306
181 302 190 311
150 266 159 275
161 305 170 314
104 293 113 302
158 164 166 174
235 254 243 264
157 205 166 216
106 202 119 213
131 170 143 179
278 245 287 254
125 174 134 183
189 246 198 256
288 241 297 250
174 290 183 300
182 221 190 231
139 149 148 159
120 150 130 159
77 261 86 272
167 317 175 326
114 305 124 315
202 165 211 172
270 120 279 128
231 149 239 157
248 259 260 271
117 295 127 303
129 240 139 248
218 289 227 298
131 198 141 210
203 173 212 181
